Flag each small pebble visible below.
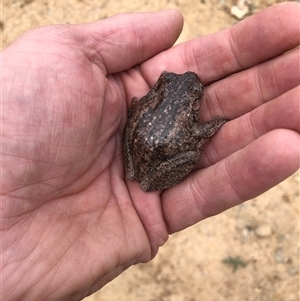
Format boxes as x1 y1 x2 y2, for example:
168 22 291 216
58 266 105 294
288 267 299 276
255 225 273 238
275 248 284 263
231 0 249 20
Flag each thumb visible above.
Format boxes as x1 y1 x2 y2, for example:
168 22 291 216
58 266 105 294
78 10 183 74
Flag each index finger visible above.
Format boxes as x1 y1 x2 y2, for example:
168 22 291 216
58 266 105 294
141 2 300 85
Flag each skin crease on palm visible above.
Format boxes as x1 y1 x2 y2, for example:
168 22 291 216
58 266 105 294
1 2 299 301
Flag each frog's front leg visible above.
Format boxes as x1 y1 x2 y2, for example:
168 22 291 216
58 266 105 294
140 151 199 192
195 116 227 139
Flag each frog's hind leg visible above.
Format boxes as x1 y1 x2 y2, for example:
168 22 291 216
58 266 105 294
123 126 136 180
140 151 199 192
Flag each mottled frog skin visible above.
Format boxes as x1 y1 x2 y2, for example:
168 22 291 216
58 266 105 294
123 71 227 192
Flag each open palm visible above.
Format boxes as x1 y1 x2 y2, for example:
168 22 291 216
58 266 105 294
2 3 299 301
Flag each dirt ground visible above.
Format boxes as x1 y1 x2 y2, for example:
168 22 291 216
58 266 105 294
2 1 299 301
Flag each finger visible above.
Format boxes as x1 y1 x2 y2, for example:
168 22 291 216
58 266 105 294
203 48 300 120
78 10 183 74
162 129 300 233
198 86 300 168
142 2 300 84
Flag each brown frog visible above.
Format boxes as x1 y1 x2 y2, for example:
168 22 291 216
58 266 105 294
122 71 227 192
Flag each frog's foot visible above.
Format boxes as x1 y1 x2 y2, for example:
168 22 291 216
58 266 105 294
195 116 227 139
139 151 199 192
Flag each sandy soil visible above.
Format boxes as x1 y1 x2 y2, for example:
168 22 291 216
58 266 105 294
2 1 299 301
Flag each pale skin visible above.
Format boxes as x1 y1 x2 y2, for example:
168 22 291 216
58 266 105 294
1 2 299 301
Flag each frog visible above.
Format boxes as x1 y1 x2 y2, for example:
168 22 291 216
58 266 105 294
122 71 227 192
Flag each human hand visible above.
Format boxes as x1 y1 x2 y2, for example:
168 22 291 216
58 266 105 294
1 2 299 301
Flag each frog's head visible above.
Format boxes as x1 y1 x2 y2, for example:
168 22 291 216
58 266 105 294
180 72 204 111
